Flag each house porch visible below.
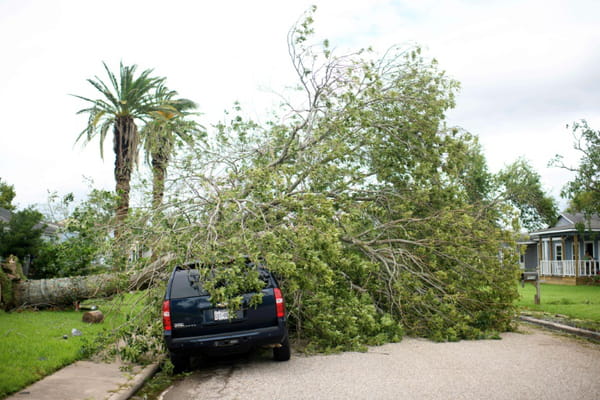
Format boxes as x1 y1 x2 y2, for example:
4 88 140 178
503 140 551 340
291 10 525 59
539 260 600 285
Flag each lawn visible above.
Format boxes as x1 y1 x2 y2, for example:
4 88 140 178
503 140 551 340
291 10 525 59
0 293 141 398
517 283 600 330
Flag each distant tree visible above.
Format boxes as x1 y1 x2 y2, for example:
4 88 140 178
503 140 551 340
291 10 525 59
33 190 117 278
0 207 44 262
551 119 600 216
497 158 558 230
74 62 166 235
0 178 16 211
141 85 203 208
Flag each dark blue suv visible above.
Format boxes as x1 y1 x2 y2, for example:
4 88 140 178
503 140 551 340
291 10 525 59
162 262 290 371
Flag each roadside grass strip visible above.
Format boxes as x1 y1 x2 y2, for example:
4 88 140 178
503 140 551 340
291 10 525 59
0 293 139 398
518 283 600 331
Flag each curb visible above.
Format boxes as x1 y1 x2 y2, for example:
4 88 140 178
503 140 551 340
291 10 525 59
107 362 161 400
519 315 600 342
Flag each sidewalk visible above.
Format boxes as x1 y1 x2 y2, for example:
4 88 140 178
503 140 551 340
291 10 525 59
5 360 159 400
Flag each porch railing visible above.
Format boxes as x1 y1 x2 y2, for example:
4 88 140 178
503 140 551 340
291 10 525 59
539 260 600 277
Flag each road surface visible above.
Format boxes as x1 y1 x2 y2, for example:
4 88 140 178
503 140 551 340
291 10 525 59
159 324 600 400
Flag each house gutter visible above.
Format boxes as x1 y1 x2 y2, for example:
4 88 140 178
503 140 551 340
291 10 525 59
529 228 600 236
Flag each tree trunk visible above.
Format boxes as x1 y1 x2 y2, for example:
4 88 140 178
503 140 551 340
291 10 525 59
14 274 122 308
151 153 167 209
151 133 173 210
7 254 174 309
113 117 139 238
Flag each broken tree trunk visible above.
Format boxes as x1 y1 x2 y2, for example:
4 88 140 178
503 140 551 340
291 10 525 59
14 274 122 308
1 255 27 308
8 254 175 309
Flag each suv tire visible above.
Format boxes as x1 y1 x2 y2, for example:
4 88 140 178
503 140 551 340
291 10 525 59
273 334 291 361
170 351 190 373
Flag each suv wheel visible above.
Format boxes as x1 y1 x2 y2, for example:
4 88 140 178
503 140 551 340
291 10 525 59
273 335 291 361
170 351 190 373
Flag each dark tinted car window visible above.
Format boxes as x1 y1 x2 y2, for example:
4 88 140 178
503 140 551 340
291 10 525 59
170 267 274 299
171 269 208 299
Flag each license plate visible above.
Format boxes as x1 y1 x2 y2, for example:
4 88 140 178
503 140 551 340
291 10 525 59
214 309 230 321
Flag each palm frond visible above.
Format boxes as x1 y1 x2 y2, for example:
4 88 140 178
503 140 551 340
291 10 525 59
104 61 120 98
139 83 201 167
92 74 118 103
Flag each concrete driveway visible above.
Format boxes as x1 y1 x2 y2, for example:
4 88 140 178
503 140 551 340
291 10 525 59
158 324 600 400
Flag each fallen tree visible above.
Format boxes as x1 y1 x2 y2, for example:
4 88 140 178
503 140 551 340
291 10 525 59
103 10 555 354
2 9 557 361
1 254 174 310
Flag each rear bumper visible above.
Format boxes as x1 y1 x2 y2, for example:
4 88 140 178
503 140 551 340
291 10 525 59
165 321 287 355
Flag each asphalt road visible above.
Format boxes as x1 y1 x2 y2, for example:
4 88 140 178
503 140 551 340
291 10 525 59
158 324 600 400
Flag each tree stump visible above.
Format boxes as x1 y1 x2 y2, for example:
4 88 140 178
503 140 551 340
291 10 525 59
1 255 25 309
82 310 104 323
2 255 25 280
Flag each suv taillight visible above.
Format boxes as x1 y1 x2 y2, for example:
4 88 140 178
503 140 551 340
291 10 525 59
162 300 172 331
274 288 285 318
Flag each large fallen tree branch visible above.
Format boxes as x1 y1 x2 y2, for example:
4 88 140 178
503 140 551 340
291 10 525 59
6 254 175 310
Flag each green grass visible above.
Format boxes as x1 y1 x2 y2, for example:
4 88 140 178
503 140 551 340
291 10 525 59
517 283 600 331
0 293 141 398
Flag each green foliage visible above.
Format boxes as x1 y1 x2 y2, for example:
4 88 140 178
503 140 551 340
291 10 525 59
83 11 560 360
74 62 167 160
74 62 169 233
141 85 205 208
107 11 531 359
32 190 117 279
0 207 45 261
0 268 14 307
79 289 165 363
0 177 16 211
551 120 600 215
74 62 202 228
0 186 118 279
497 158 558 230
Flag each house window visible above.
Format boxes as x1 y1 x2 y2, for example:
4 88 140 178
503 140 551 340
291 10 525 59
584 241 594 259
570 242 574 261
555 244 562 261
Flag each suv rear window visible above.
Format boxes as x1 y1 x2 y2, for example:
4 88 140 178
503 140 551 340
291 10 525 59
170 269 207 299
170 267 275 299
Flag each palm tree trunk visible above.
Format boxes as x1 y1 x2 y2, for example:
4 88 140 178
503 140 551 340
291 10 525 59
113 117 139 237
151 153 168 209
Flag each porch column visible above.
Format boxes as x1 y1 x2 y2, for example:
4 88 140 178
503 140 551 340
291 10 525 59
562 236 567 277
574 234 580 278
537 240 542 276
549 237 553 275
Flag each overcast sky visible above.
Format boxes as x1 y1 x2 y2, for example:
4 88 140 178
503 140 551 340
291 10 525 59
1 0 599 211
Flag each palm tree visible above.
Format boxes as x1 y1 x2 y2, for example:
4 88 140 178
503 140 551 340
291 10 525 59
142 85 203 208
74 62 166 235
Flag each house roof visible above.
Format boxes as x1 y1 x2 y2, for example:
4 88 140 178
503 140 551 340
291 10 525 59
530 212 600 236
0 207 11 223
